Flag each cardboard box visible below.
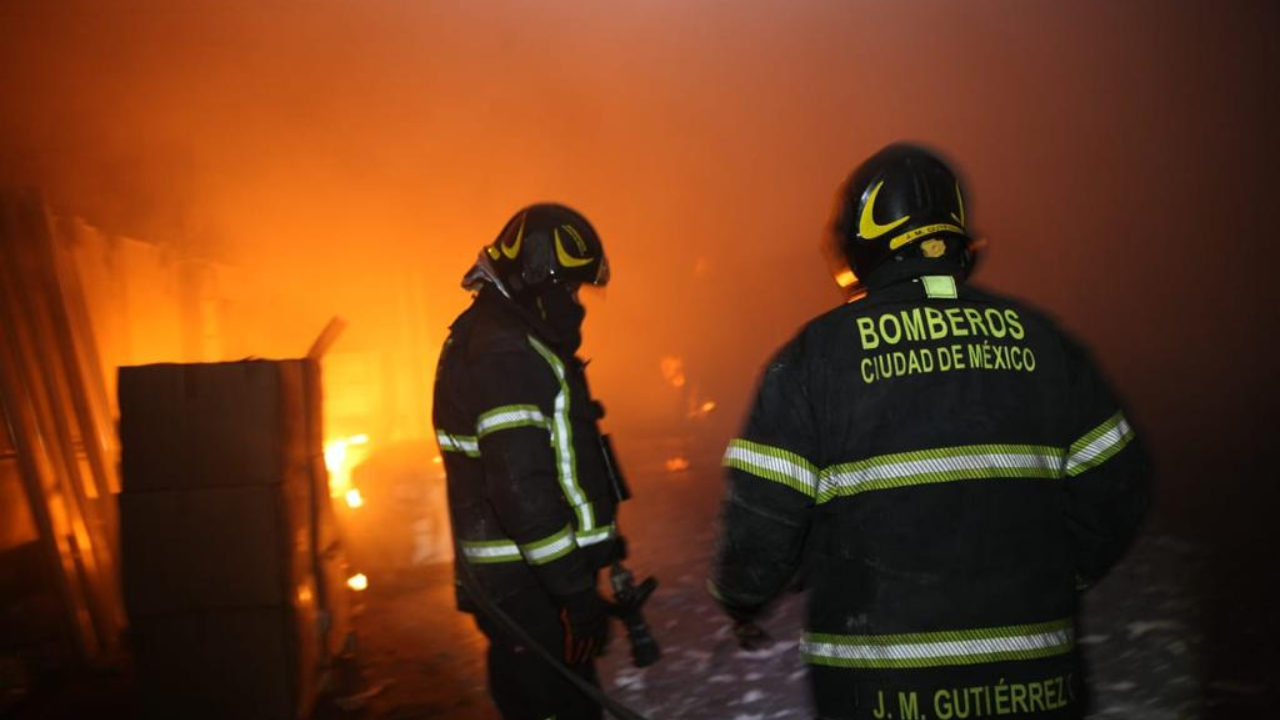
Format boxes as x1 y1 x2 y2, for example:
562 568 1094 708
131 607 316 720
118 358 342 714
118 361 311 492
120 484 312 615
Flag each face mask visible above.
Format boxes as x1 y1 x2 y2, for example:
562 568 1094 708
537 284 586 353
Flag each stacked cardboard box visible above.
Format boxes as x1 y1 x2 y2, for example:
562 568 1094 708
119 360 344 720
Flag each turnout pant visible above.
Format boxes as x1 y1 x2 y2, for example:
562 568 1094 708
474 589 603 720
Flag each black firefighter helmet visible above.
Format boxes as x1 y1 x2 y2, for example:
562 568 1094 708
830 143 974 290
485 203 610 298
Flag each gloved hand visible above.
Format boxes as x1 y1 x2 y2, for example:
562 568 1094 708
731 619 773 651
558 588 611 664
720 600 762 626
706 580 770 650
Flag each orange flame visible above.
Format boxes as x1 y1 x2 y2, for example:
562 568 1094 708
324 434 371 498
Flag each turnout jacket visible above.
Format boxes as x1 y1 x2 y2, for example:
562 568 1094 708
434 286 618 610
713 262 1150 718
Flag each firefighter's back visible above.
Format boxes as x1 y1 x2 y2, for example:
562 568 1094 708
711 143 1148 720
801 280 1084 718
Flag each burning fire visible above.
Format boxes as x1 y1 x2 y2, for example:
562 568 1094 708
347 573 369 592
665 456 690 473
345 488 364 509
324 433 370 498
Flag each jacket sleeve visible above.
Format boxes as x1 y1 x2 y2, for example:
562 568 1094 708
711 339 819 610
1060 335 1152 586
471 346 594 598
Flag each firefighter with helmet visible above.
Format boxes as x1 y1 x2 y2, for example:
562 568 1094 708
709 143 1151 719
433 203 618 720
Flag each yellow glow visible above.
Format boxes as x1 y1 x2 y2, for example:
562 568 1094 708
665 456 690 473
835 269 857 288
431 455 443 464
688 398 717 419
325 434 373 498
345 488 364 509
347 573 369 592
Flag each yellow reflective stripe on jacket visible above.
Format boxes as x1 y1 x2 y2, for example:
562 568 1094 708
527 335 596 533
518 525 576 565
816 444 1065 503
723 439 818 498
801 618 1074 669
1065 411 1134 476
476 404 548 438
574 521 617 548
436 429 480 457
457 537 521 564
459 525 583 566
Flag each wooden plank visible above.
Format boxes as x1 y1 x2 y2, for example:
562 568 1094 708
51 214 121 497
0 191 94 662
8 192 119 656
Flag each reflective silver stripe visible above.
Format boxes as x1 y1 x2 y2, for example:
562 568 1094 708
723 439 818 498
527 335 595 532
519 526 577 565
458 539 521 563
817 444 1064 503
1066 411 1134 476
574 522 616 547
476 404 548 438
436 429 480 457
801 619 1074 669
460 527 582 566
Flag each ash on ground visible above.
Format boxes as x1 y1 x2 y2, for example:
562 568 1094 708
346 461 1267 720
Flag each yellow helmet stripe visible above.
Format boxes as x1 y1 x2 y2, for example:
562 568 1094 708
859 181 911 240
554 228 594 268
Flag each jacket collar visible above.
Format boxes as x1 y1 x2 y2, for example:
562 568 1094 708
865 256 966 293
472 284 573 355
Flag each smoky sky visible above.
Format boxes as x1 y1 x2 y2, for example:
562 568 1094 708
2 0 1277 538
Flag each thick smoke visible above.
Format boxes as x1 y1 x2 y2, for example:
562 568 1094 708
2 0 1276 534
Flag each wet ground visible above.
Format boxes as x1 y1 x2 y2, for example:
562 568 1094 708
7 459 1273 719
343 460 1273 720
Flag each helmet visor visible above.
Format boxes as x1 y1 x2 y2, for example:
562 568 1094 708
592 253 611 287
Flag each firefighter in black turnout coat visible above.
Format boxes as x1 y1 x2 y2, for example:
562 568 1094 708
710 144 1150 719
434 203 617 720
